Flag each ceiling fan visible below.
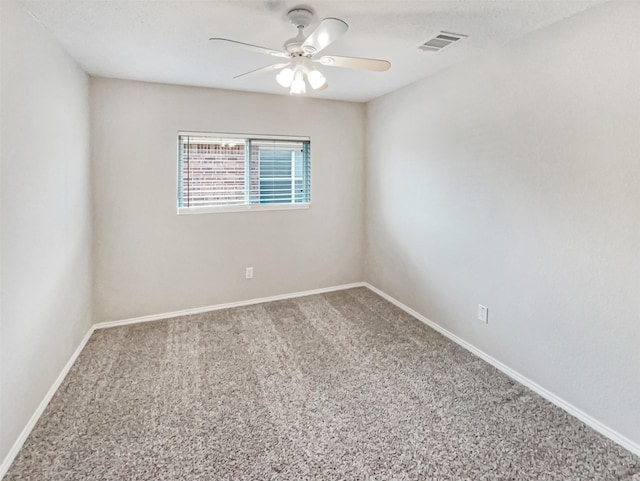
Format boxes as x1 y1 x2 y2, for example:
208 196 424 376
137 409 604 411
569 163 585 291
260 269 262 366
210 7 391 95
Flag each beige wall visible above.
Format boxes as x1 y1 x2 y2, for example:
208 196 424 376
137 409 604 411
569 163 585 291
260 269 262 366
91 78 365 323
0 0 92 462
365 0 640 445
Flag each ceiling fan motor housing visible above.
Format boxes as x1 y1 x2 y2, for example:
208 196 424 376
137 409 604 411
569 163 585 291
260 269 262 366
283 35 305 55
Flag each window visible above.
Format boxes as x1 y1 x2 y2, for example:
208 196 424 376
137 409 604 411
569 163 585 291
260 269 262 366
178 132 310 214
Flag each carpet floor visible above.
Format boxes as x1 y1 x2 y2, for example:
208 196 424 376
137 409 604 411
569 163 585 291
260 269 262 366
5 287 639 480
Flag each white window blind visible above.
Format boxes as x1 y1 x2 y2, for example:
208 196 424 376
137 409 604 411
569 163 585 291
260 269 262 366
178 132 310 213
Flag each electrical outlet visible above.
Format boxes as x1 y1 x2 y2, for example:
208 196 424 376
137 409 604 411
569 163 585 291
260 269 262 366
245 267 253 279
477 304 488 324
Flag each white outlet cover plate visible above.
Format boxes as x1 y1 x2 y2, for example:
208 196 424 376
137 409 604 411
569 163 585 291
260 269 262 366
477 304 488 323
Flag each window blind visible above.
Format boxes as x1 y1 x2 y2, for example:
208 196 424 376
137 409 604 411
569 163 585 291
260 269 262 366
178 133 310 211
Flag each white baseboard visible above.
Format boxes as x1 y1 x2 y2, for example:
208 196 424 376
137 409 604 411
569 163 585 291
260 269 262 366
0 326 96 479
363 282 640 458
93 282 366 331
3 279 637 479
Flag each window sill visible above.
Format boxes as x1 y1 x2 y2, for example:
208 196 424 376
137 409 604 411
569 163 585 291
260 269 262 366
177 203 310 215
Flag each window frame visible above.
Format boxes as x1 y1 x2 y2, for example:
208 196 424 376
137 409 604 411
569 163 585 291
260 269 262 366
176 131 311 215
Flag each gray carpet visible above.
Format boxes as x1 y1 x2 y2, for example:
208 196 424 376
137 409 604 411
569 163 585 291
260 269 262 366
5 287 640 480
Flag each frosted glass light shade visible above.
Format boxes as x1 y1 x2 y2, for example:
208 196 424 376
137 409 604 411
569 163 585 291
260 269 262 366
276 68 294 87
290 70 306 94
307 70 326 90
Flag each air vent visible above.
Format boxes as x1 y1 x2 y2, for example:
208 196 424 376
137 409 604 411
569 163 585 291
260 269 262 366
419 31 468 52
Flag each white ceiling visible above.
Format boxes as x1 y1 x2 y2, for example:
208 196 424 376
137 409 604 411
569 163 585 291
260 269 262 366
23 0 606 102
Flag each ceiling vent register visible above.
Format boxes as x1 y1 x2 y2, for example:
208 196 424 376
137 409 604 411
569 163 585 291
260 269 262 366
419 31 468 52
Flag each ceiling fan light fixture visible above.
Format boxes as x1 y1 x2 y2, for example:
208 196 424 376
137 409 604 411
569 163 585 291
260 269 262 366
213 7 390 96
290 69 306 95
307 69 326 90
276 67 294 87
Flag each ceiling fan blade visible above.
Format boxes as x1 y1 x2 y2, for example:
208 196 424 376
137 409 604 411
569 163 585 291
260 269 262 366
233 63 289 79
209 38 288 58
316 55 391 72
301 18 348 55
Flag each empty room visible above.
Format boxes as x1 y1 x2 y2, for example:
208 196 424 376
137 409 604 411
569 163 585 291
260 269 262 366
1 0 639 479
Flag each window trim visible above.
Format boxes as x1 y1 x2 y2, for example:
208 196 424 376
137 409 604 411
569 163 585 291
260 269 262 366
176 131 311 215
177 203 309 215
